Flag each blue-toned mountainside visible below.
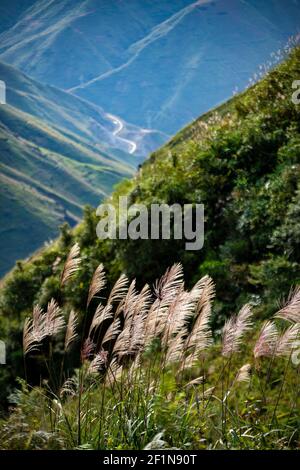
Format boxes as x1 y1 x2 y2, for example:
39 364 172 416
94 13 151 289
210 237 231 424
0 49 299 449
1 0 300 134
0 60 137 276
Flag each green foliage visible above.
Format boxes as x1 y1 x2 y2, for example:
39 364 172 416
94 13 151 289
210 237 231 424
0 245 299 450
1 47 300 432
0 330 299 450
111 46 300 312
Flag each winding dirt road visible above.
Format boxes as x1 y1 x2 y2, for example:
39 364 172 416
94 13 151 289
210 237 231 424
106 113 137 154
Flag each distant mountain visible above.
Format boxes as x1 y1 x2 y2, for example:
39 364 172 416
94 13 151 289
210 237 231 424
0 61 165 159
1 0 299 134
0 61 136 276
0 0 191 89
0 0 35 34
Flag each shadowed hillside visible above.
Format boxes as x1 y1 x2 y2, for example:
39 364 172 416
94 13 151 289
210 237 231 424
0 62 136 276
1 0 300 134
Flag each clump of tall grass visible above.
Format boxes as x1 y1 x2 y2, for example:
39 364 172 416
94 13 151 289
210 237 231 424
2 244 300 450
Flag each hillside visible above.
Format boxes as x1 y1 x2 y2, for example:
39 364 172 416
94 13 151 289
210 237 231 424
0 61 164 159
74 0 300 133
0 62 137 276
108 46 300 311
0 47 299 415
1 0 300 134
0 47 300 450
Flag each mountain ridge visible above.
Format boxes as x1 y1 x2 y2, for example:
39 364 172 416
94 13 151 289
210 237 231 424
0 60 165 159
1 0 299 135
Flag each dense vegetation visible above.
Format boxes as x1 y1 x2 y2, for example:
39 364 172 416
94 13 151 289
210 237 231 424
0 251 299 450
0 47 299 449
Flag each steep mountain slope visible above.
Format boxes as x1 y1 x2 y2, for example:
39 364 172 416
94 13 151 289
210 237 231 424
0 61 164 158
0 0 191 89
0 64 136 276
0 46 299 411
73 0 300 133
1 0 299 135
1 46 299 310
111 48 300 308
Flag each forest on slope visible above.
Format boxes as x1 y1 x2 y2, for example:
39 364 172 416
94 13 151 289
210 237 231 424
0 47 299 449
2 0 300 277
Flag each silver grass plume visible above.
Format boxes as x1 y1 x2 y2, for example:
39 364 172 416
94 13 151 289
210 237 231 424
115 307 145 357
64 310 78 351
113 279 138 321
105 358 123 386
45 298 65 336
185 376 204 388
184 276 215 354
274 286 300 323
113 284 151 358
88 349 109 374
60 377 78 398
168 277 215 369
121 280 139 319
89 304 113 335
81 338 95 362
23 301 65 355
145 263 184 343
23 305 45 355
235 363 251 383
202 386 215 399
87 263 106 307
32 304 46 341
127 354 142 382
161 285 199 347
23 317 40 355
102 318 121 345
165 331 187 365
222 304 253 356
107 274 129 304
131 283 152 320
254 321 279 358
178 350 199 371
154 263 184 302
275 324 300 357
61 243 81 286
